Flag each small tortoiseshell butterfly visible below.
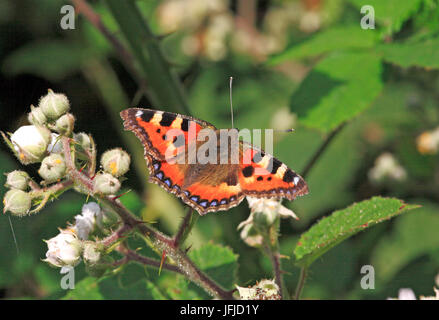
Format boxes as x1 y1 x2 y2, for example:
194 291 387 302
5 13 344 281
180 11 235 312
120 108 308 215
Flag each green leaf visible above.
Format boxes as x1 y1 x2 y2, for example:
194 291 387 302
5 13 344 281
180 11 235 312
371 201 439 282
63 277 104 300
268 25 379 65
348 0 424 35
189 242 238 290
293 197 419 267
290 51 383 133
2 40 87 81
379 37 439 69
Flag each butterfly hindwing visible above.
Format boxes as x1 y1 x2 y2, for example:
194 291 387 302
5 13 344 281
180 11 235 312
148 157 244 215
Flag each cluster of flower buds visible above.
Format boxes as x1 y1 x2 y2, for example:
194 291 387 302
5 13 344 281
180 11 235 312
2 90 75 215
43 202 114 276
236 279 281 300
238 197 298 247
2 89 131 216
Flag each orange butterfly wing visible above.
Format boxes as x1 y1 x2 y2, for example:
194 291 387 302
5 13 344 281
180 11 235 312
238 142 308 200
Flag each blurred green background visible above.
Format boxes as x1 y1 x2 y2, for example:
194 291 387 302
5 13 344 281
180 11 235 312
1 0 439 299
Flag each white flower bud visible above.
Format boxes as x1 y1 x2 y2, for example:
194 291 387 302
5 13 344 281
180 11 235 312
74 132 92 152
83 241 102 265
236 279 281 300
39 89 70 120
93 172 121 195
38 154 66 183
28 105 47 126
44 228 82 268
73 202 103 240
101 148 131 177
53 113 75 136
5 170 30 190
3 189 32 216
246 197 298 228
10 125 51 164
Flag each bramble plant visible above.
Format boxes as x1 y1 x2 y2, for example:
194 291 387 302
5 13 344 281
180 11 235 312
1 0 439 301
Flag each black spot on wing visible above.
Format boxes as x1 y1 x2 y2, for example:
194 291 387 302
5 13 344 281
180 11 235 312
159 113 176 127
270 158 282 174
140 110 155 122
181 119 189 132
283 169 295 183
242 166 254 177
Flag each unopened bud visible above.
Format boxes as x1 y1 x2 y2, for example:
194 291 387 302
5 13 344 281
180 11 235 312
38 154 66 183
53 113 75 136
93 173 121 195
10 125 51 164
28 105 47 126
5 170 30 190
3 189 32 216
83 242 102 265
39 89 70 120
101 148 130 177
74 132 92 152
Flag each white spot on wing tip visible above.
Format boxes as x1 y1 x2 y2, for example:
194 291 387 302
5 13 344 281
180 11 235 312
293 176 300 185
135 110 143 117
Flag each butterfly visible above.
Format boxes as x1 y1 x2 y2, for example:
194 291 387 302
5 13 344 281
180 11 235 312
120 108 308 215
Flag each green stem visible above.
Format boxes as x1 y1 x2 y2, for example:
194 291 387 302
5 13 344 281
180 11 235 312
294 266 308 300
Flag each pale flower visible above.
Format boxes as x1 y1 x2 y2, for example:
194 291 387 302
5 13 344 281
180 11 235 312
236 279 281 300
10 125 50 164
44 228 82 268
73 202 103 240
246 196 298 220
368 152 407 183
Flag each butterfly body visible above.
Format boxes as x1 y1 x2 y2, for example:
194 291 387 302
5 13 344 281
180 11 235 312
120 108 308 215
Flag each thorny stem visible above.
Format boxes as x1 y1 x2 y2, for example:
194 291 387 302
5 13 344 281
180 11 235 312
117 244 183 275
61 136 234 300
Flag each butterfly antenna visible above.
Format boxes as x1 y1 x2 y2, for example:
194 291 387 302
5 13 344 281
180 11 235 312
229 76 234 129
274 128 295 133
